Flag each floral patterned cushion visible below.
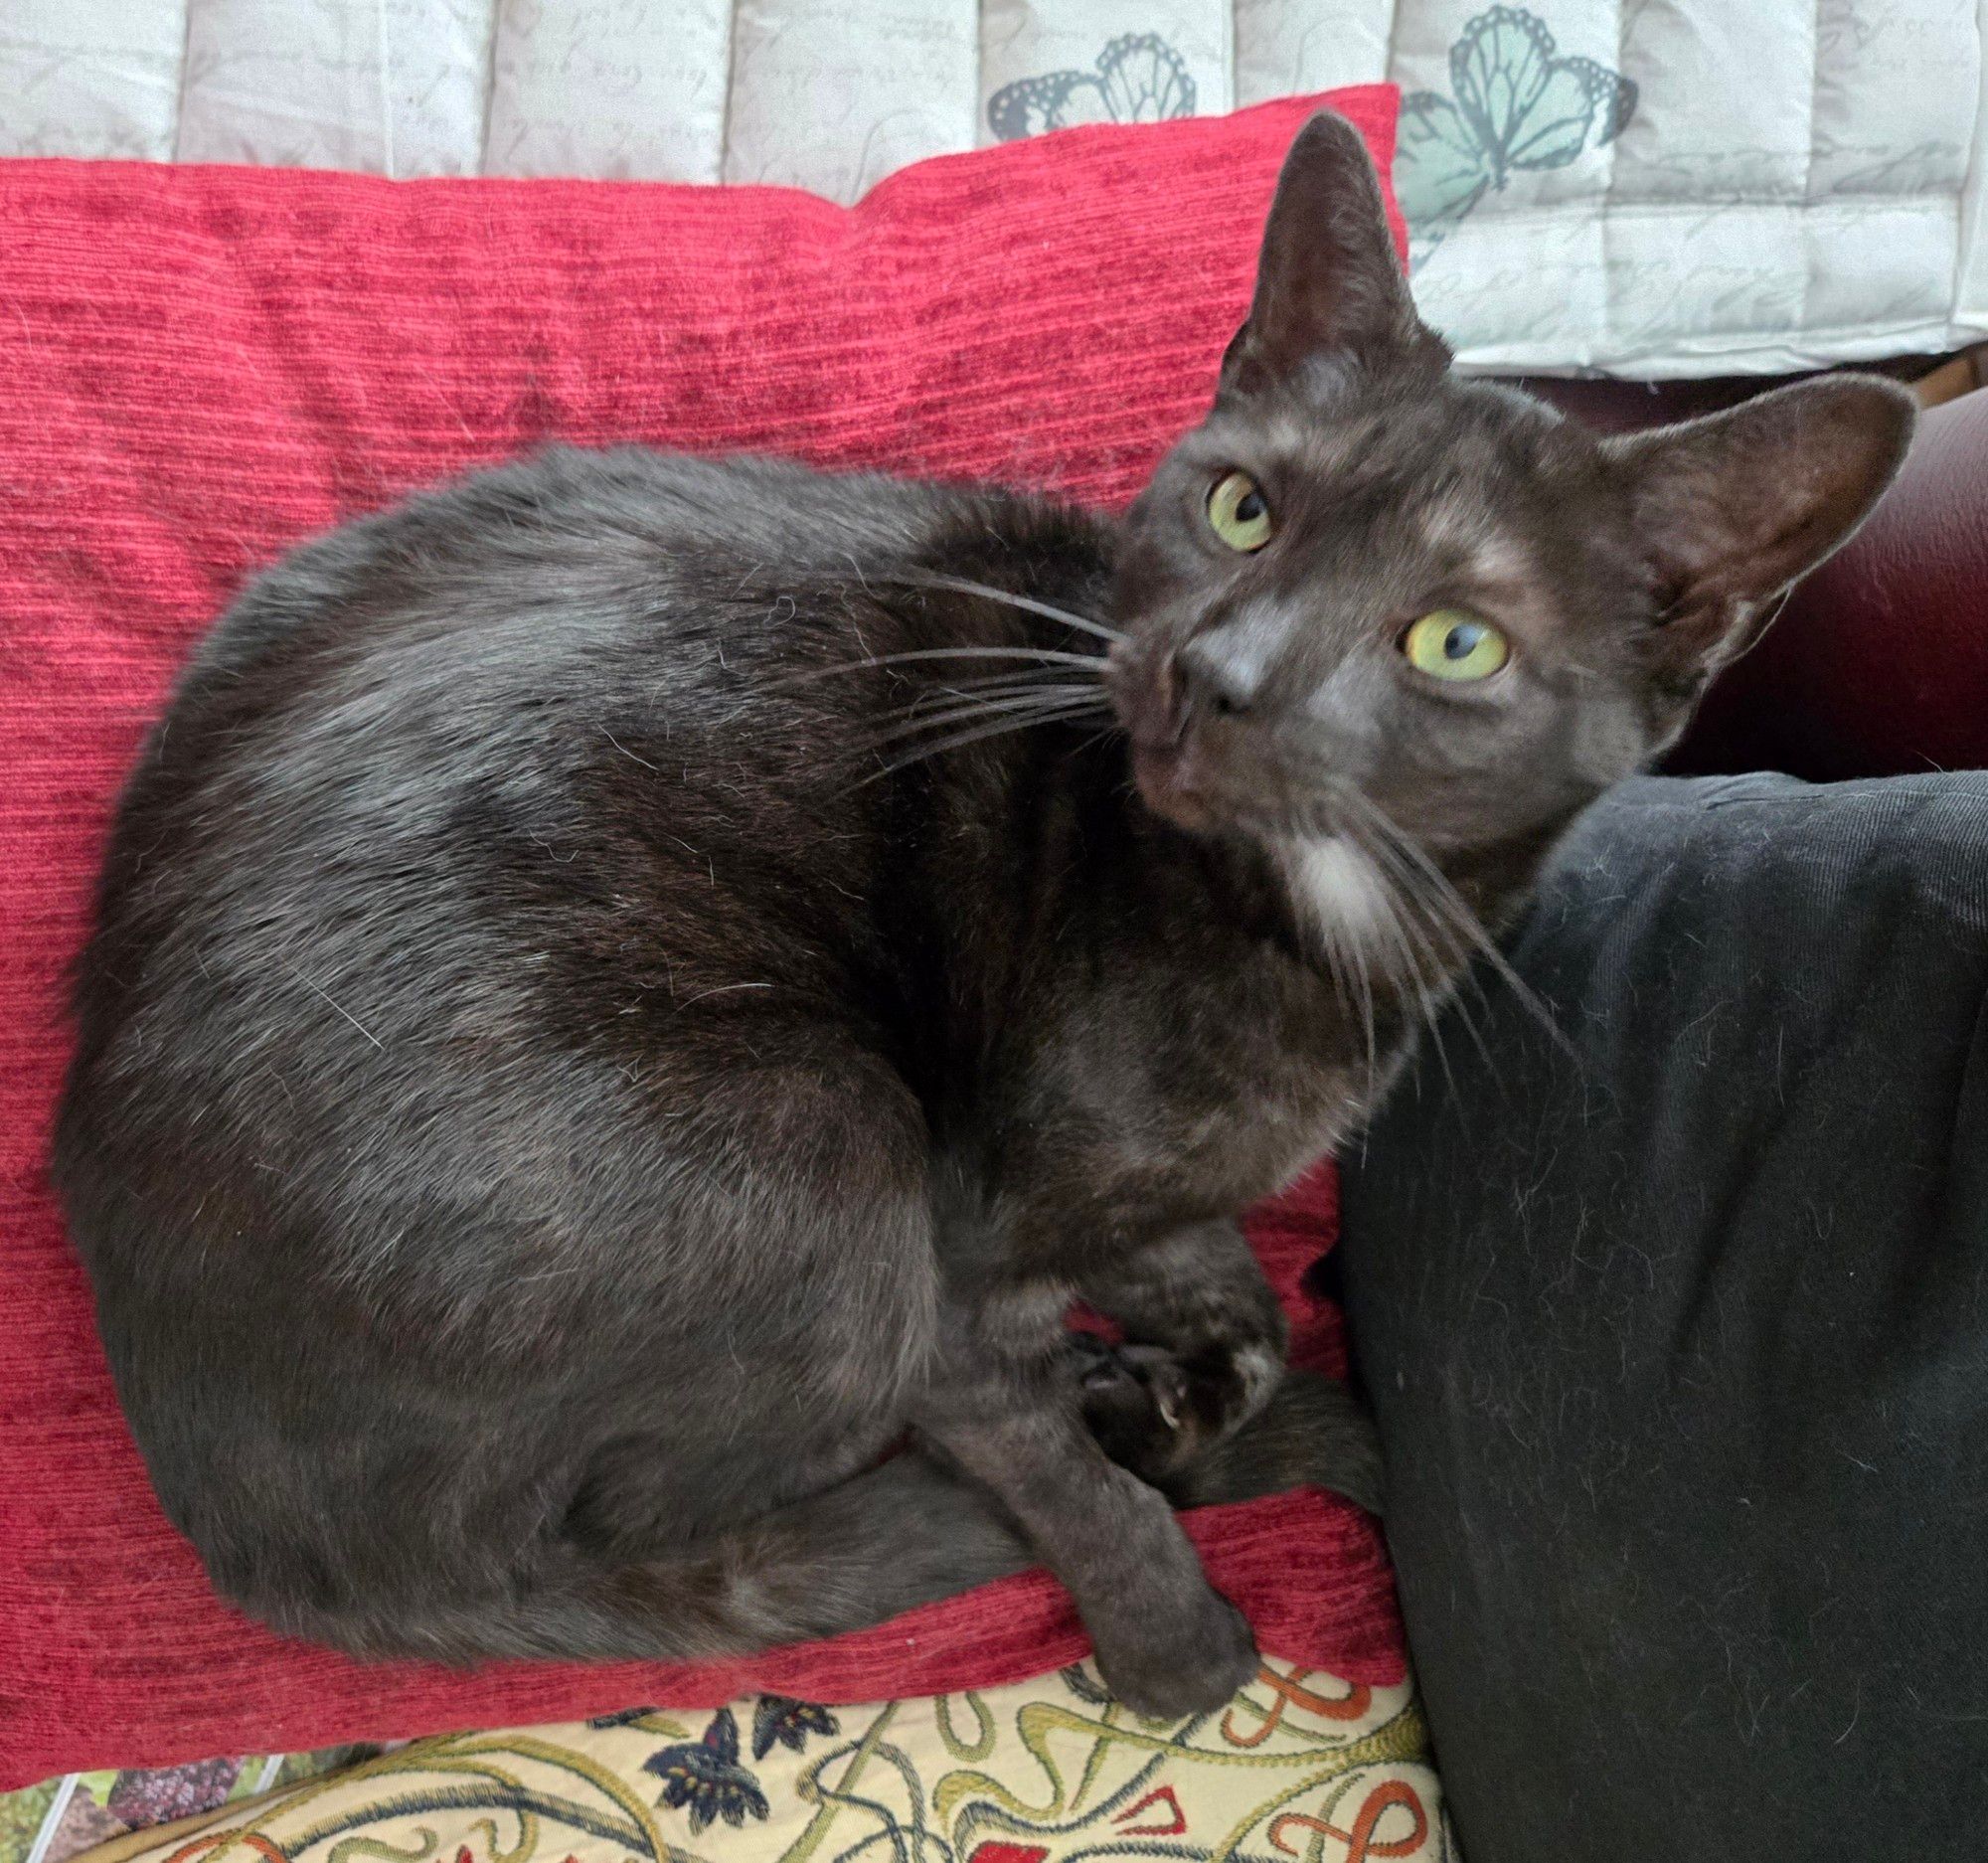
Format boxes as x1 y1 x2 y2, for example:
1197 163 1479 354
1 1660 1451 1863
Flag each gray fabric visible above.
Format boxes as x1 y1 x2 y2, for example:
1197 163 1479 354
1336 773 1988 1859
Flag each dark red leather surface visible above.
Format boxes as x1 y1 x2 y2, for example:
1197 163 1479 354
1504 370 1985 780
1673 389 1988 779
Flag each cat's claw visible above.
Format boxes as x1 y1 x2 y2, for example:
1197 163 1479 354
1071 1334 1200 1480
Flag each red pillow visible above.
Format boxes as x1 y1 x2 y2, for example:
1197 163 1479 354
0 88 1405 1786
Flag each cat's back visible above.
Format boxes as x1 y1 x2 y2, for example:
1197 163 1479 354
166 445 969 716
53 446 1031 1327
68 443 986 1009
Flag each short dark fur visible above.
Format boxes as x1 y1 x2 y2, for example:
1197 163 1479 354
54 114 1912 1714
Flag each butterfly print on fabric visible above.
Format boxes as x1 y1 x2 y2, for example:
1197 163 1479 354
987 34 1195 141
641 1708 769 1833
1396 5 1637 267
750 1694 840 1760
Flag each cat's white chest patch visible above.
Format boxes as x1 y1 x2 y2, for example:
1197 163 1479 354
1286 835 1396 951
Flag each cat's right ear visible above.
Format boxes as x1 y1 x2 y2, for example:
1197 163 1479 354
1220 111 1436 398
1603 376 1915 723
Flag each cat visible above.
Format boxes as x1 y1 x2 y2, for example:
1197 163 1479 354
53 111 1912 1717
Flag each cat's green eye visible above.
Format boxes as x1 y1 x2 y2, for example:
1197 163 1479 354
1401 610 1510 683
1206 471 1272 552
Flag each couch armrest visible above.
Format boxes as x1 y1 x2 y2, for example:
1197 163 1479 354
1673 389 1988 779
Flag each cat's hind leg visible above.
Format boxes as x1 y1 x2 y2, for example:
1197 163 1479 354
301 1358 1372 1680
913 1294 1261 1720
523 1362 1380 1674
327 1445 1035 1666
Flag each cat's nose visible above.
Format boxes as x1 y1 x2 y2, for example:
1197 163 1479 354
1173 637 1257 722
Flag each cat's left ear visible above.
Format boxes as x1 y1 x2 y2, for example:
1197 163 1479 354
1606 376 1915 710
1221 111 1438 397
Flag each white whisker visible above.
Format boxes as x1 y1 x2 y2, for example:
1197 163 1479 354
859 696 1108 781
875 669 1099 725
1335 785 1571 1066
764 643 1108 695
865 686 1106 749
873 571 1125 646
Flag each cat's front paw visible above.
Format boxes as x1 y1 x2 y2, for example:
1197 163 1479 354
1089 1586 1259 1719
1072 1332 1283 1482
1072 1334 1192 1477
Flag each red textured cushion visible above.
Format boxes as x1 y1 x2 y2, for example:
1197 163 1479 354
0 88 1405 1787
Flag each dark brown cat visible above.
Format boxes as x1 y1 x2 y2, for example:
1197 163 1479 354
53 113 1911 1716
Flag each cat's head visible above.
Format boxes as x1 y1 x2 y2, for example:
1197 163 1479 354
1107 110 1913 866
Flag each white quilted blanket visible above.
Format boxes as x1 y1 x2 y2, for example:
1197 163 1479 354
6 1 1985 377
